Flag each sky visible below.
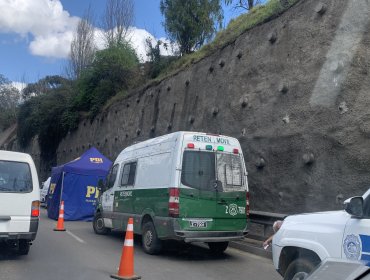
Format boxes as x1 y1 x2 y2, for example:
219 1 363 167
0 0 245 85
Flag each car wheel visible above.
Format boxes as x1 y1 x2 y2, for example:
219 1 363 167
284 258 318 280
45 195 48 209
18 240 30 255
207 242 229 255
142 221 162 255
93 212 110 235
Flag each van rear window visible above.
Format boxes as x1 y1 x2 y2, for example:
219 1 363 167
0 161 32 193
181 151 244 192
181 151 216 191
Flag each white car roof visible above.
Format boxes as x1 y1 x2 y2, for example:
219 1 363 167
0 150 33 163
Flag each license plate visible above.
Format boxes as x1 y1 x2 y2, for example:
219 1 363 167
189 221 207 228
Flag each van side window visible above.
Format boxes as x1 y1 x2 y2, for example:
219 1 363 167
107 164 119 189
121 162 137 186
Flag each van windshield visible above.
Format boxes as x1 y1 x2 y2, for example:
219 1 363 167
181 151 244 192
0 161 32 193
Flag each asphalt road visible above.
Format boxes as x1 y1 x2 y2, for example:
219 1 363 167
0 209 281 280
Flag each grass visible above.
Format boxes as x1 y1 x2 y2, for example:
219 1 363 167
102 0 301 110
157 0 300 80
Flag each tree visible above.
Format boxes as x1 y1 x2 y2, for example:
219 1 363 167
22 75 71 100
224 0 261 10
68 6 96 79
160 0 223 55
74 43 139 116
101 0 134 47
0 74 20 130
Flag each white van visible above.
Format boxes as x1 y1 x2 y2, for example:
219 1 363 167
94 131 249 254
0 150 40 255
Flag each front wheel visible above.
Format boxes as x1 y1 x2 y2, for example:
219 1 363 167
207 241 229 255
93 212 110 235
142 221 162 255
18 240 30 255
284 258 318 280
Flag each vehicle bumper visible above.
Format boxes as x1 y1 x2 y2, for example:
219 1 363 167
272 244 283 275
0 217 38 241
156 217 248 243
174 230 247 243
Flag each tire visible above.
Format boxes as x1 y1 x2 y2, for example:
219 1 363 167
207 241 229 255
45 195 48 209
284 258 318 280
93 212 110 235
142 221 162 255
18 240 30 255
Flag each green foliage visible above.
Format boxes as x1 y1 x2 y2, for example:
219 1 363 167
158 0 299 79
74 43 139 116
17 77 74 158
160 0 223 55
145 38 177 78
0 74 20 131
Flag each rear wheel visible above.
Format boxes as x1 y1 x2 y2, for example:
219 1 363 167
142 221 162 255
93 212 110 235
284 258 318 280
207 241 229 255
18 240 30 255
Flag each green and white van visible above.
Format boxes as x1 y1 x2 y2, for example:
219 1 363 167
93 131 249 254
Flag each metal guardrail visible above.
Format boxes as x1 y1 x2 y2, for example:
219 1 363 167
249 210 288 238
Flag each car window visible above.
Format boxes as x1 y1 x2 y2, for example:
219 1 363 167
106 164 119 189
120 162 137 186
0 160 32 193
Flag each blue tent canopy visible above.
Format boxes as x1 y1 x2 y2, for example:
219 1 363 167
47 147 112 221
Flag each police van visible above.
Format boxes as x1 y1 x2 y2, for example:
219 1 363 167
93 131 249 254
273 188 370 280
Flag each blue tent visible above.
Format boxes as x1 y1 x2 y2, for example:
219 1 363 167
47 147 112 221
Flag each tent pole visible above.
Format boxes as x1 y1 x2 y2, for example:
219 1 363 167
60 171 65 206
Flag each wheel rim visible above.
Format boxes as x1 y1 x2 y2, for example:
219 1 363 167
144 230 153 248
291 272 309 280
96 218 104 230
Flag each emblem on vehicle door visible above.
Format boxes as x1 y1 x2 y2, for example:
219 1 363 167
343 234 361 260
228 204 238 216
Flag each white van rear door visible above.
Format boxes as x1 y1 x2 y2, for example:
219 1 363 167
0 160 34 232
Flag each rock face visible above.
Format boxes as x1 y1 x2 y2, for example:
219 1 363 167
24 0 370 214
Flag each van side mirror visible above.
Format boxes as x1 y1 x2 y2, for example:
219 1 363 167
344 196 364 218
98 179 105 193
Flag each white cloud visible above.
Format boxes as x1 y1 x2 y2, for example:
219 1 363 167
11 82 27 92
0 0 78 58
126 27 176 62
0 0 174 60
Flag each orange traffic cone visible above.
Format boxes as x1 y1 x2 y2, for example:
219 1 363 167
111 218 141 280
53 201 66 231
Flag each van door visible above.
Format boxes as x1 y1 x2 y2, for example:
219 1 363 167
214 153 247 222
179 151 246 231
0 160 34 233
102 164 119 227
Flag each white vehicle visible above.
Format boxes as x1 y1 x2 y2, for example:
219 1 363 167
273 189 370 280
40 177 51 207
94 131 249 255
0 150 40 255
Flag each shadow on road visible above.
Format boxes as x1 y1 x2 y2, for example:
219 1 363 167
108 230 236 262
0 242 23 261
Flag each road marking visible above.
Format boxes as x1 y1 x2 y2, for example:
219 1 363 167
66 230 86 244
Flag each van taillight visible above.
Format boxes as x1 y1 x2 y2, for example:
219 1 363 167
246 192 250 217
31 200 40 217
169 188 180 218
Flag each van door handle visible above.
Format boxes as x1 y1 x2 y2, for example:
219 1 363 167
0 216 11 221
110 194 114 196
217 199 227 205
